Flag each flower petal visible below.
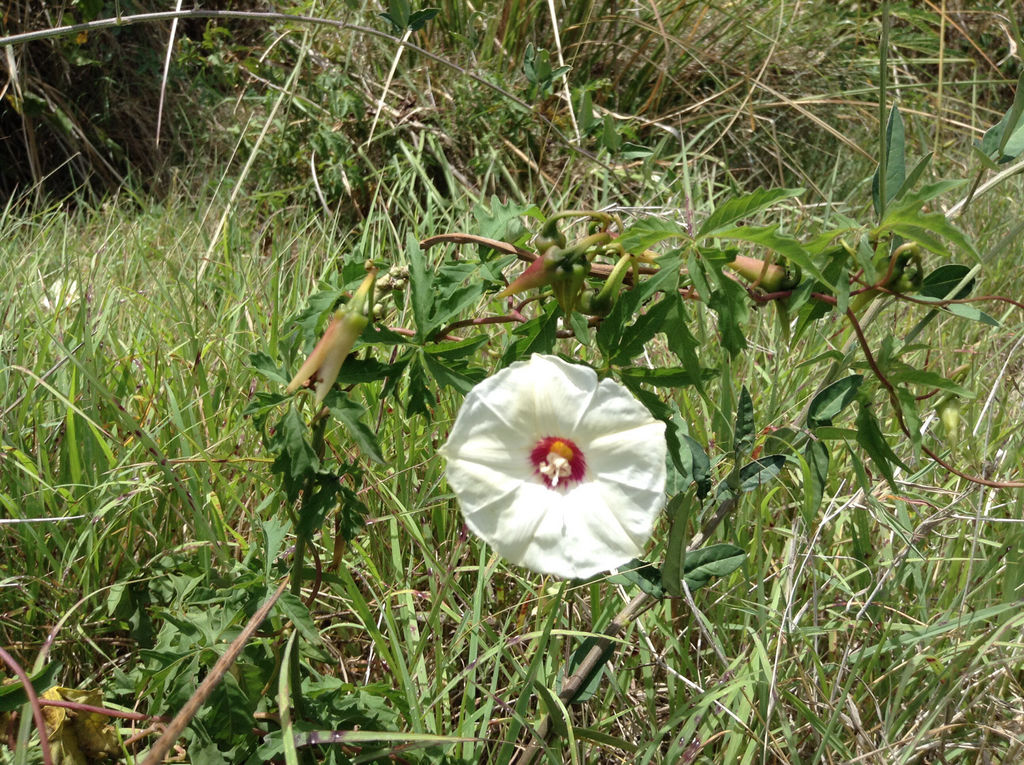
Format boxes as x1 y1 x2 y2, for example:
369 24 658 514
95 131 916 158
442 353 668 579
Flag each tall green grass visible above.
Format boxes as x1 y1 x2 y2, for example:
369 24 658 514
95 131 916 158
2 1 1024 763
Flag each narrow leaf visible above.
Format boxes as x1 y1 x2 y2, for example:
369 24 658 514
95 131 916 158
734 386 755 456
855 402 907 490
802 439 829 522
660 493 691 598
873 105 905 216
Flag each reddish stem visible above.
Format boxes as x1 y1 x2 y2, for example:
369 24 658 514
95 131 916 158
0 646 52 765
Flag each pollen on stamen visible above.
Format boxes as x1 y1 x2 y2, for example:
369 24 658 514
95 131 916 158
530 436 587 489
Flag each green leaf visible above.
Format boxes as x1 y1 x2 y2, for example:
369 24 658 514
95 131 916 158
608 559 665 598
892 151 934 202
271 407 319 498
661 493 692 598
920 264 975 300
421 350 483 394
873 104 905 216
324 393 385 464
707 275 749 357
802 439 829 522
251 352 290 385
683 434 712 499
403 355 433 419
945 303 1000 326
663 294 704 389
602 114 622 152
734 386 755 456
295 471 344 539
682 544 746 592
503 301 559 364
335 356 408 386
807 375 863 427
407 7 439 31
977 71 1024 162
697 188 804 239
472 195 538 245
617 217 691 252
276 591 326 651
618 365 710 389
884 367 973 398
855 402 907 490
562 637 616 704
611 293 676 363
879 182 979 260
407 233 435 340
733 454 787 494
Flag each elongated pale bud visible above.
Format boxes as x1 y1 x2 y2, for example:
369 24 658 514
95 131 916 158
727 255 800 291
286 269 376 405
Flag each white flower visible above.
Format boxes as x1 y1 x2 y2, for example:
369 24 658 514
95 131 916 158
441 354 667 579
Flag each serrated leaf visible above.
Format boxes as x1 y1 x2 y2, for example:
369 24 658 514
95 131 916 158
272 407 318 486
335 356 407 385
403 355 432 419
250 352 290 385
324 392 385 464
616 217 691 252
682 544 746 592
473 196 539 245
611 293 676 363
503 301 559 364
697 188 804 239
706 275 749 357
807 375 863 427
295 472 343 539
421 350 482 394
276 591 326 649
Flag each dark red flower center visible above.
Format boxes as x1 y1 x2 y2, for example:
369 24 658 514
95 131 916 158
529 436 587 489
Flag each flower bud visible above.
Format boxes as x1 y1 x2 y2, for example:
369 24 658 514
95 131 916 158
286 269 376 406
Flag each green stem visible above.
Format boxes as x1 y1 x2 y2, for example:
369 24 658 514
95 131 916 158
287 412 329 723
